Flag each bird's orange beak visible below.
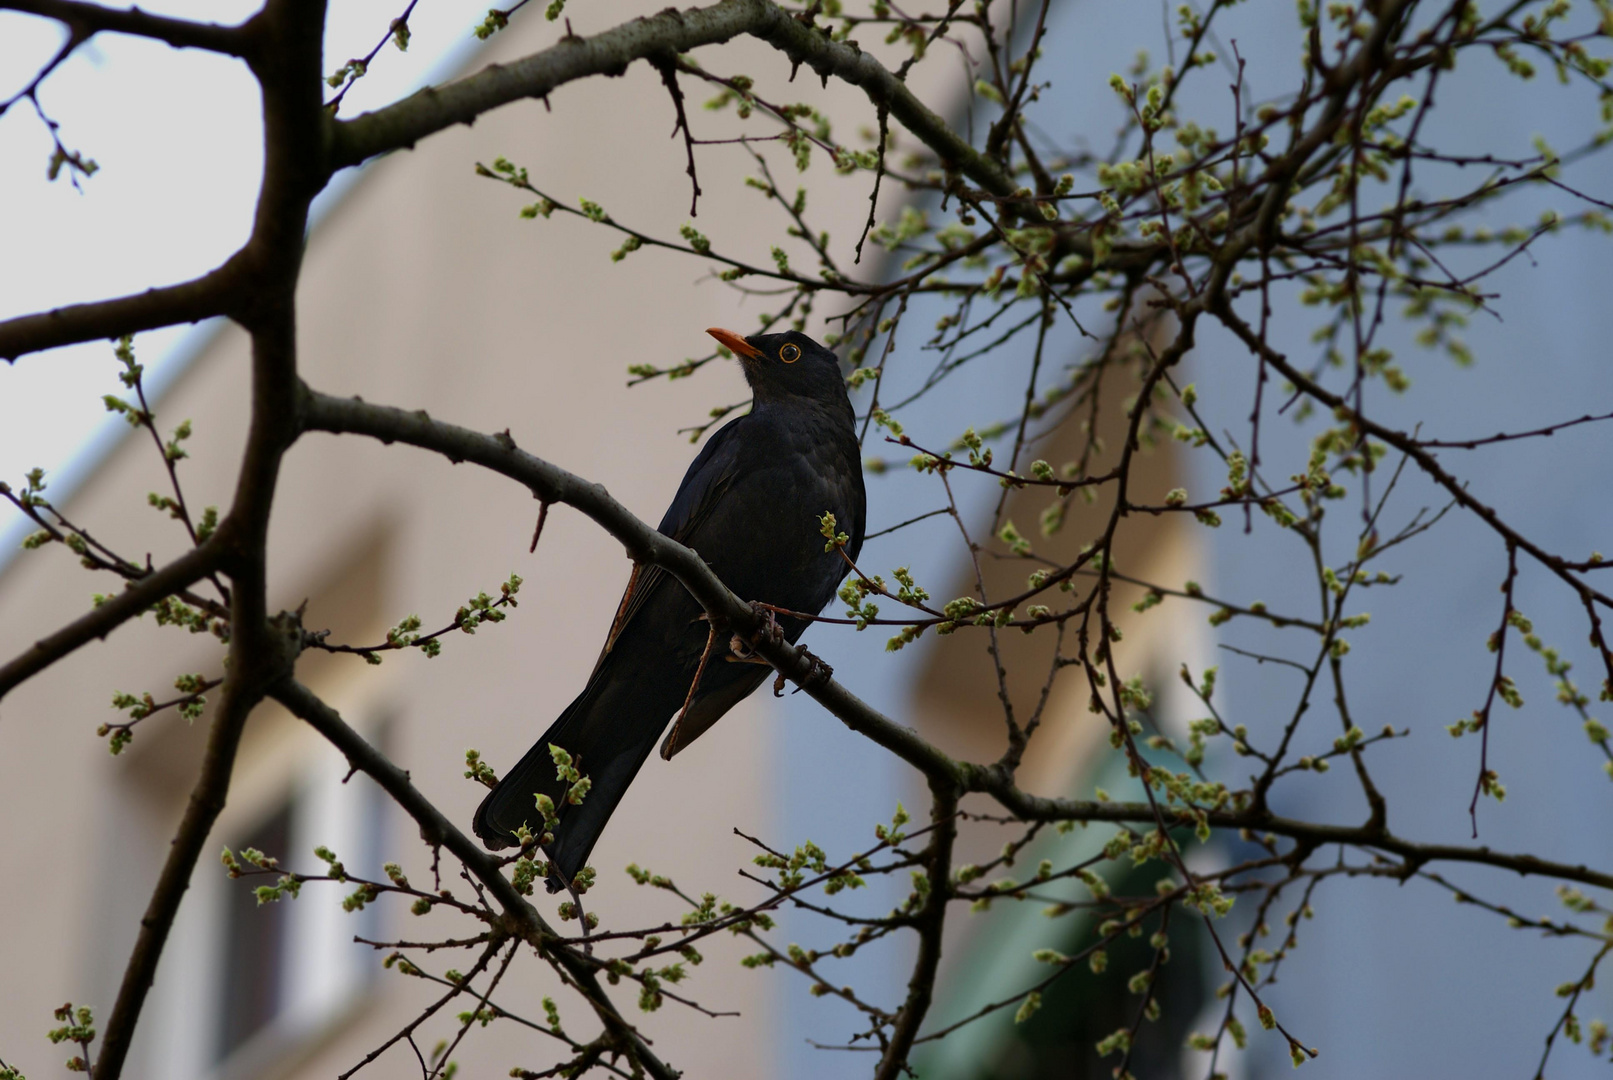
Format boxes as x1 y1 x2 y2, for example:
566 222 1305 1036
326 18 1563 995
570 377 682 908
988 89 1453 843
706 327 763 360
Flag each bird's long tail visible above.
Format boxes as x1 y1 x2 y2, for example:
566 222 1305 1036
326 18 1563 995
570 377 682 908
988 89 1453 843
472 653 688 889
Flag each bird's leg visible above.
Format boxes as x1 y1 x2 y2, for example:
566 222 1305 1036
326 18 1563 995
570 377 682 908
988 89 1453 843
733 603 834 693
794 645 834 688
726 603 781 665
727 608 790 694
767 649 832 696
748 601 786 646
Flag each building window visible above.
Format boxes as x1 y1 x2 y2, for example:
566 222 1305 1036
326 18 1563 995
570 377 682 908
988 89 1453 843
219 800 295 1057
141 721 390 1080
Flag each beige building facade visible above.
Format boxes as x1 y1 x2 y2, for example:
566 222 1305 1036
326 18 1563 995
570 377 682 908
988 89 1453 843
0 6 1195 1077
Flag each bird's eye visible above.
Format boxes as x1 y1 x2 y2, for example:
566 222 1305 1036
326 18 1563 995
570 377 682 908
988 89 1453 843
779 343 801 363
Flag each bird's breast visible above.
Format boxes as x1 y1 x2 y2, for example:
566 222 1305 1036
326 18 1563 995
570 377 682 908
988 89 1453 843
689 414 861 614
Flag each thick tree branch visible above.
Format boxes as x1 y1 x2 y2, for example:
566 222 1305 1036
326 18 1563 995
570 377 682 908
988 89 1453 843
297 386 1613 898
979 780 1613 894
328 0 774 169
276 679 542 916
96 0 328 1072
0 0 253 55
0 259 242 363
0 540 223 706
326 0 1013 196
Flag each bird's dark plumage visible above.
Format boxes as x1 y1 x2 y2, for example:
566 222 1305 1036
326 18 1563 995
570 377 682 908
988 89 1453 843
473 329 865 889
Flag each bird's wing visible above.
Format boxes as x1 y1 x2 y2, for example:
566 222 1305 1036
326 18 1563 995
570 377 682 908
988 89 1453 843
585 418 747 678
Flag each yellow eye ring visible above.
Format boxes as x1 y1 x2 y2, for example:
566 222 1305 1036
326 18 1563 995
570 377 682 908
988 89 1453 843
780 343 801 363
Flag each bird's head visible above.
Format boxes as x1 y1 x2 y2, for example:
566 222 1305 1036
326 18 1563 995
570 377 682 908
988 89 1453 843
707 327 846 405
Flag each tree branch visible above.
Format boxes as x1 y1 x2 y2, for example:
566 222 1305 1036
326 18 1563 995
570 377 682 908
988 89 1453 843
0 540 224 706
8 0 1608 1073
874 780 957 1080
744 0 1014 196
2 0 1012 363
328 0 775 170
300 384 964 775
297 386 1613 898
95 1 327 1070
0 0 253 56
270 678 683 1080
978 780 1613 894
0 259 241 363
1210 298 1613 617
326 0 1013 197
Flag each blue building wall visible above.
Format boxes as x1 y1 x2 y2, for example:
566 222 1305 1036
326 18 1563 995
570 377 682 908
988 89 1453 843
775 1 1613 1076
1186 41 1613 1080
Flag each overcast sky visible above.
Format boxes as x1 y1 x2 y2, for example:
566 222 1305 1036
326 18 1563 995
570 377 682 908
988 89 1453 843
0 0 490 555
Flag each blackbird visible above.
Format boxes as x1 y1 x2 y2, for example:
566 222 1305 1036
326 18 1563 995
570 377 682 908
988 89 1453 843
473 327 866 889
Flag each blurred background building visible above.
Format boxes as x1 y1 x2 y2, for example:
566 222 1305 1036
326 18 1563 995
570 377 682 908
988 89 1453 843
2 2 1610 1079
